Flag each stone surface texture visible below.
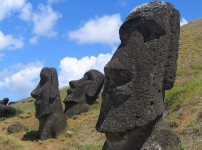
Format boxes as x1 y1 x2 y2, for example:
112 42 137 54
64 69 104 118
0 98 9 105
7 123 28 133
31 67 66 140
0 97 16 118
0 104 16 118
96 1 181 150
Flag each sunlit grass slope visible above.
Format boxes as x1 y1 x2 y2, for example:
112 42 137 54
164 18 202 150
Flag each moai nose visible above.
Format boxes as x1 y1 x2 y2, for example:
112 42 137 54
31 89 41 99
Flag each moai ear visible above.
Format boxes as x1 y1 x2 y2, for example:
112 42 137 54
86 71 104 99
50 68 59 103
163 8 180 90
86 84 98 98
84 72 96 98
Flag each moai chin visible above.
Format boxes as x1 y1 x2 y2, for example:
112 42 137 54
64 69 104 118
31 67 66 140
96 1 181 150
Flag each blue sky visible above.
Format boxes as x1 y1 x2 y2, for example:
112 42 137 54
0 0 201 101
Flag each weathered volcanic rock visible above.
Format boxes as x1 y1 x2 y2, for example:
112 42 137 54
31 67 66 140
64 69 104 118
7 123 28 133
96 1 181 150
0 104 16 118
0 98 9 105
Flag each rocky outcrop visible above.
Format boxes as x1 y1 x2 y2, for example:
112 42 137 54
0 104 16 118
0 98 9 105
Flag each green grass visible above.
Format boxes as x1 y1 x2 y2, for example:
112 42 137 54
11 97 35 113
165 74 202 112
64 140 103 150
0 135 24 150
91 97 102 110
60 87 69 101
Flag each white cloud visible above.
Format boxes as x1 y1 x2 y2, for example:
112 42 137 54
69 14 122 45
180 17 188 26
19 2 32 21
0 61 43 98
29 36 39 44
58 53 112 88
0 31 24 50
20 3 62 37
0 0 26 21
32 4 62 37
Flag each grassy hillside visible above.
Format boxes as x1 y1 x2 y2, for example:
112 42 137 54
0 18 201 150
164 18 202 150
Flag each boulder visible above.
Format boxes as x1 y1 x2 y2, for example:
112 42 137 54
0 104 16 118
0 98 9 105
7 123 28 133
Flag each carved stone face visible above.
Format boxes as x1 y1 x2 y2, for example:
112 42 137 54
96 2 180 133
31 68 59 118
64 69 104 105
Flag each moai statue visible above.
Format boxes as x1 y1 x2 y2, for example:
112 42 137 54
96 1 181 150
64 69 104 118
0 98 9 105
31 67 66 140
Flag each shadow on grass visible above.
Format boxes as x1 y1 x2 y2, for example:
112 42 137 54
21 131 38 141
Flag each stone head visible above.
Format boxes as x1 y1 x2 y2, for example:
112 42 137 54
31 67 59 118
64 69 104 105
0 98 9 105
96 1 180 133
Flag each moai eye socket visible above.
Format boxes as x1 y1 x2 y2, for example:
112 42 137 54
104 66 134 86
84 72 93 80
39 73 50 87
135 19 166 42
120 17 166 44
40 79 47 87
